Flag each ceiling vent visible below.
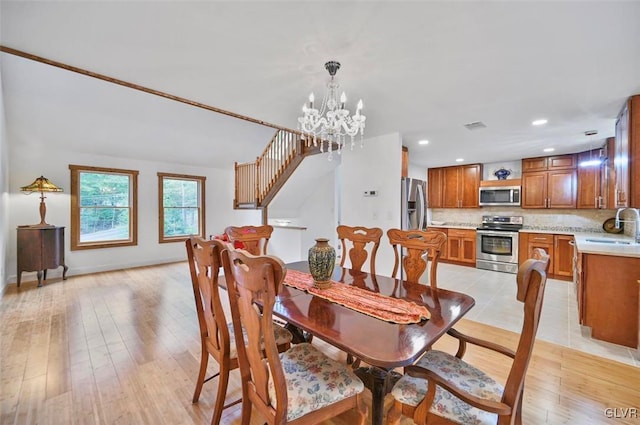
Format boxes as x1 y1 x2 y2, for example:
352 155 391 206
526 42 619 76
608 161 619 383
464 121 487 130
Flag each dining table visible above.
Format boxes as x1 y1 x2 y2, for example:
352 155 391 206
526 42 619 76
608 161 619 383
274 261 476 425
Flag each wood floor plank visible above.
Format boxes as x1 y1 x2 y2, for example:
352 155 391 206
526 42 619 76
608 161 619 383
2 262 638 425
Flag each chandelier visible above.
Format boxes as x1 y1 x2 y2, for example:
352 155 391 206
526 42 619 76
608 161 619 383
298 61 366 160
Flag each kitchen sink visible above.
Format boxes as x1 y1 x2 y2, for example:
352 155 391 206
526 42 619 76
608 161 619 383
584 238 634 245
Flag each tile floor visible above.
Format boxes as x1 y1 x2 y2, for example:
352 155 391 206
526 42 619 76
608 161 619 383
433 263 640 367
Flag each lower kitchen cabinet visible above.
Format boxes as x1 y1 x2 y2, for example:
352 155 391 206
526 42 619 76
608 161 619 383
579 253 639 348
518 232 573 280
554 235 574 278
427 227 448 260
446 229 476 264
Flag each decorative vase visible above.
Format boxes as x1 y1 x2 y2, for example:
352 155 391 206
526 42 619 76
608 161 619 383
308 238 336 289
494 168 512 180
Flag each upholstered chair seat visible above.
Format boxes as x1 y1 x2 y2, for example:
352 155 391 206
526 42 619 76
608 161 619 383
391 350 502 425
267 342 365 421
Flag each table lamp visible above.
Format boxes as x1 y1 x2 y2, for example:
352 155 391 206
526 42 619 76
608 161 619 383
20 175 63 228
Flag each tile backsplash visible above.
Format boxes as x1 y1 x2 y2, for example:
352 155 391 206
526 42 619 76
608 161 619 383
430 207 622 233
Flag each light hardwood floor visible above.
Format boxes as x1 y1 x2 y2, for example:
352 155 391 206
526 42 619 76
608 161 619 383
1 262 639 425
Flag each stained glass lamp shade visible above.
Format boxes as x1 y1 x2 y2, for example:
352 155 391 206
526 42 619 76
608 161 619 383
20 176 63 227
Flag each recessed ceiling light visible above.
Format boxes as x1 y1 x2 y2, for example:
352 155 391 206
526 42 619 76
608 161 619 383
455 158 464 162
418 139 429 145
543 148 555 152
532 119 548 126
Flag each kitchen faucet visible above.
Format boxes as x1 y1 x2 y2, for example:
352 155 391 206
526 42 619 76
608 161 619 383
615 207 640 243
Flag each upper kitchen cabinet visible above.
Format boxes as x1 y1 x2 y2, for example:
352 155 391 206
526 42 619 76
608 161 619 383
614 95 640 208
438 164 481 208
522 154 577 172
427 167 444 208
577 147 608 209
522 154 576 209
401 146 409 178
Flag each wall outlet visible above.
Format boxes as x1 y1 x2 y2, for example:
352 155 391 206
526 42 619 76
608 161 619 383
363 190 378 197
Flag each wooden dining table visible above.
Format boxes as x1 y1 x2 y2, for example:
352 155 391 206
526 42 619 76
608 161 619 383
275 261 476 425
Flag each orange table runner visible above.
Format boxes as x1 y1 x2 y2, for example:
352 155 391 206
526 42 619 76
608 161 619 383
283 269 430 324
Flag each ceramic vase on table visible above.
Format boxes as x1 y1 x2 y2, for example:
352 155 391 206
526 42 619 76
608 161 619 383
308 238 336 289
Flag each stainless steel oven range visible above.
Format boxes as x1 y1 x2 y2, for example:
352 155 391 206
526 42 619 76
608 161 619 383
476 215 523 274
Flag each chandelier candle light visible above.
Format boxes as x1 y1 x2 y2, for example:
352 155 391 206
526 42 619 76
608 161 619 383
298 61 366 160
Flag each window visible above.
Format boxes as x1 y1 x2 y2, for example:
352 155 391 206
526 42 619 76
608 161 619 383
158 173 206 243
69 165 138 250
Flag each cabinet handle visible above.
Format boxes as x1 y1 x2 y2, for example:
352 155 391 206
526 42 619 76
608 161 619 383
569 241 575 246
533 237 547 241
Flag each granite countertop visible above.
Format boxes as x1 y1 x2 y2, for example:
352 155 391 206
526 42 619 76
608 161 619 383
427 222 479 230
573 233 640 258
519 226 601 235
426 223 640 258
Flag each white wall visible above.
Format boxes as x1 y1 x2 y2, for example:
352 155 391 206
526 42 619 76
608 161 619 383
340 133 403 277
7 145 260 284
408 163 427 181
0 67 9 293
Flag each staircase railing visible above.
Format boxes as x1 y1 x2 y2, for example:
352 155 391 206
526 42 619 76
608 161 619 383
235 129 316 208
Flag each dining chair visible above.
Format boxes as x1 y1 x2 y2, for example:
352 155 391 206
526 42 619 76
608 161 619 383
224 224 273 255
387 228 447 288
386 249 550 425
221 248 368 425
337 225 383 275
185 237 292 425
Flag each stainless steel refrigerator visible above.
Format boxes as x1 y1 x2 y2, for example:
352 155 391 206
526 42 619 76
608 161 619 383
401 177 427 230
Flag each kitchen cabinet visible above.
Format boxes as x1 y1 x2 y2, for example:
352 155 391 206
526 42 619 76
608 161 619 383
518 232 573 280
553 235 574 278
522 154 577 172
573 245 584 322
614 95 640 208
579 253 639 348
17 226 68 287
576 148 609 209
427 227 448 260
437 164 481 208
401 146 408 178
522 233 555 274
522 154 576 209
446 229 476 264
427 168 444 208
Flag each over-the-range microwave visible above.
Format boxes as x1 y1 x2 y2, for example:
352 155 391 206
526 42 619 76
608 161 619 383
478 186 521 206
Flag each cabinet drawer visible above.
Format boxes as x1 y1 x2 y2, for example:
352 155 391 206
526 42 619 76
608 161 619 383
427 227 448 235
526 233 554 243
448 229 475 238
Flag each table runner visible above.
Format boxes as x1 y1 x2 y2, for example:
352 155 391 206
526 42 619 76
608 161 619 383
283 269 430 324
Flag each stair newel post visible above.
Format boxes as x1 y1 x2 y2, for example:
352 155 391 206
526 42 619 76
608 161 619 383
255 156 261 206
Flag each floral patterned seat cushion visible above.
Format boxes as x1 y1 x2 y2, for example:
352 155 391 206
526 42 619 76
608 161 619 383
391 350 503 425
227 322 292 359
267 343 365 421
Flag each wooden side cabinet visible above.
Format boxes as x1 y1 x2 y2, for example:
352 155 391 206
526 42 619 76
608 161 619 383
17 226 68 287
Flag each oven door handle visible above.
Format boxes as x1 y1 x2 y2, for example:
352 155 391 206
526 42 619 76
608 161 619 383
477 230 519 237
